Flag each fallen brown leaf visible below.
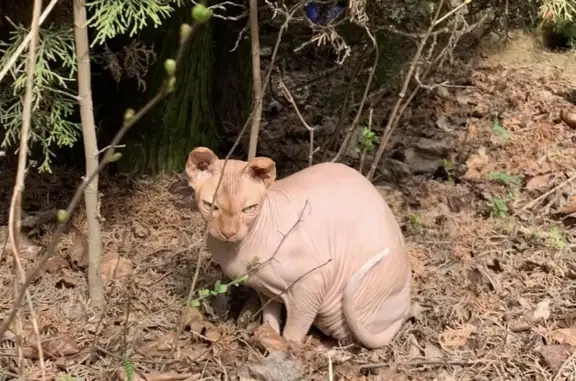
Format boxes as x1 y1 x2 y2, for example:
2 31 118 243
526 174 554 190
131 220 149 238
43 334 80 357
101 252 134 280
203 321 222 341
532 300 551 323
446 194 474 213
23 334 80 359
537 344 574 372
462 147 489 181
335 362 360 380
116 367 146 381
0 227 42 259
246 351 305 381
147 371 196 381
43 256 70 273
439 324 477 350
142 333 178 353
66 234 88 270
370 364 399 381
55 269 81 288
179 307 207 333
550 328 576 346
253 323 289 352
407 343 421 359
557 204 576 216
424 342 444 359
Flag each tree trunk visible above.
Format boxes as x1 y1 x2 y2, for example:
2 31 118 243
119 6 216 174
113 3 253 174
73 0 104 308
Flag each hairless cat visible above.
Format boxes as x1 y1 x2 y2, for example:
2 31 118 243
185 147 412 349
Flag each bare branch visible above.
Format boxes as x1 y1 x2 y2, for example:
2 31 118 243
278 76 318 166
247 0 264 159
366 0 477 180
175 4 301 358
331 24 378 163
6 0 45 378
0 14 204 341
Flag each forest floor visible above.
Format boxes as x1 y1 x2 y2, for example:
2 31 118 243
1 30 576 381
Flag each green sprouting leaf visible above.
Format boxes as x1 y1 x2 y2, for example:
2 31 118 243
189 299 201 308
491 120 511 140
198 289 210 298
216 283 228 294
487 170 523 185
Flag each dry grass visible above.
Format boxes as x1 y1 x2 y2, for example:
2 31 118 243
1 30 576 381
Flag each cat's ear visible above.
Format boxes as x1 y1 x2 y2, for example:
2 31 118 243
186 147 218 187
244 157 276 187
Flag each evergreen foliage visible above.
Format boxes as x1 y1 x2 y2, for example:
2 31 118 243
0 0 183 172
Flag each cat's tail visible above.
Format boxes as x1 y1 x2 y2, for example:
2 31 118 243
342 248 411 349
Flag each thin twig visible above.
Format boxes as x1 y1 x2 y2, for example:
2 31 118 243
360 358 490 369
323 45 370 155
521 172 576 212
6 0 45 379
0 17 201 341
252 258 332 318
366 0 470 180
0 0 60 84
278 76 317 166
175 5 299 358
371 7 489 180
247 0 263 159
331 24 378 163
553 346 576 381
97 144 126 155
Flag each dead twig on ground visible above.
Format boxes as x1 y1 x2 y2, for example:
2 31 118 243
278 76 318 166
521 172 576 212
366 0 472 180
6 0 45 379
0 15 203 341
360 358 491 370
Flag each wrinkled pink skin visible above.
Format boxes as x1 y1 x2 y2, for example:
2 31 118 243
188 152 412 349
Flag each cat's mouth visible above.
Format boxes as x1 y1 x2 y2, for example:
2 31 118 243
213 230 244 243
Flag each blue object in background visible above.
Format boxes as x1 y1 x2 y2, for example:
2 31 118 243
304 1 320 23
324 4 345 24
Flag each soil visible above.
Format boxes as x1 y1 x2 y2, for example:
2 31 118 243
2 30 576 381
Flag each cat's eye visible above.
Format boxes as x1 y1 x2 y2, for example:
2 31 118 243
203 200 218 210
242 204 257 213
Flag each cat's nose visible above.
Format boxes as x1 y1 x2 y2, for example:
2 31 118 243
221 229 237 239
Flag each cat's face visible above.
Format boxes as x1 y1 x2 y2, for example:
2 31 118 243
185 147 276 243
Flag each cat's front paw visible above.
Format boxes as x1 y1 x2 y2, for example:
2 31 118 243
286 339 304 354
